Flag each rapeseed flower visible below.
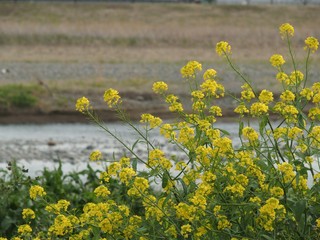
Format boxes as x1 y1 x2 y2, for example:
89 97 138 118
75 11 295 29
180 60 202 78
22 208 35 219
103 88 121 108
17 224 32 234
94 185 111 197
29 185 46 200
119 167 137 185
75 96 90 113
304 36 319 53
269 54 285 68
216 41 231 56
140 113 162 128
279 23 294 39
89 150 102 161
203 68 217 80
300 88 313 100
288 70 304 85
280 90 295 102
250 102 269 116
242 126 259 142
259 90 274 104
181 224 192 238
152 81 168 94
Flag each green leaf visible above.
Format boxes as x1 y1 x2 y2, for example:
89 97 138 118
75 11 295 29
293 199 307 223
259 116 268 135
162 172 169 189
132 158 138 172
238 121 244 137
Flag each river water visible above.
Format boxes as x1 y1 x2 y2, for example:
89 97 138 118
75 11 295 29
0 122 240 177
1 121 319 187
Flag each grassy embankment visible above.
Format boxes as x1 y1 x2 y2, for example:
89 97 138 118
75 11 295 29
0 3 319 122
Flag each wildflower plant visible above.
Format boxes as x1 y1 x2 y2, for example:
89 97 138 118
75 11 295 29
6 23 320 239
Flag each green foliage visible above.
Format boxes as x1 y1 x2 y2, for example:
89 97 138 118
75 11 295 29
0 84 38 109
0 161 106 238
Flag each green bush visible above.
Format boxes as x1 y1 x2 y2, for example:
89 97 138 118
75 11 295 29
0 84 38 109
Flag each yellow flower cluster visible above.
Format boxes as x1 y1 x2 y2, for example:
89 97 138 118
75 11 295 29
257 198 286 231
140 113 162 128
29 185 46 200
22 208 35 220
216 41 231 56
75 96 90 113
180 60 202 79
269 54 285 68
103 88 121 108
279 23 294 39
305 36 319 53
148 149 172 170
89 149 102 161
152 81 168 94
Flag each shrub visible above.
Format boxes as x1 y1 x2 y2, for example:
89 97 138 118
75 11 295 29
4 23 320 239
0 84 38 109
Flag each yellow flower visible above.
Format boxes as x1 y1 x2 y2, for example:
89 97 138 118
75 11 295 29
180 60 202 79
250 102 269 116
103 88 121 108
165 94 183 112
140 113 162 128
216 41 231 56
209 105 222 116
234 103 249 116
94 185 111 197
300 88 313 100
279 23 294 39
276 72 289 83
57 200 70 212
280 90 295 102
22 208 35 219
89 150 102 161
304 36 319 53
200 79 224 97
127 177 149 197
242 126 259 142
191 90 205 100
288 70 304 85
269 54 285 68
308 107 320 120
217 215 232 230
259 90 274 104
119 167 137 185
152 81 168 94
29 185 46 200
75 97 90 113
278 162 295 183
257 197 286 231
18 224 32 234
241 83 255 101
181 224 192 238
316 218 320 228
175 203 197 221
203 68 217 80
160 123 175 140
148 149 172 170
270 187 284 198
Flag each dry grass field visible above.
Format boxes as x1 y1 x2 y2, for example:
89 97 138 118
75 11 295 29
0 3 320 122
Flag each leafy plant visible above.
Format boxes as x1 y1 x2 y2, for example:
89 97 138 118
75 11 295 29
0 84 38 109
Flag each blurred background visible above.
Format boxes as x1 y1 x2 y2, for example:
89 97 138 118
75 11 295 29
0 1 320 123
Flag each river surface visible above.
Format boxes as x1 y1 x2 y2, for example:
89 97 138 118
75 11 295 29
0 122 240 177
